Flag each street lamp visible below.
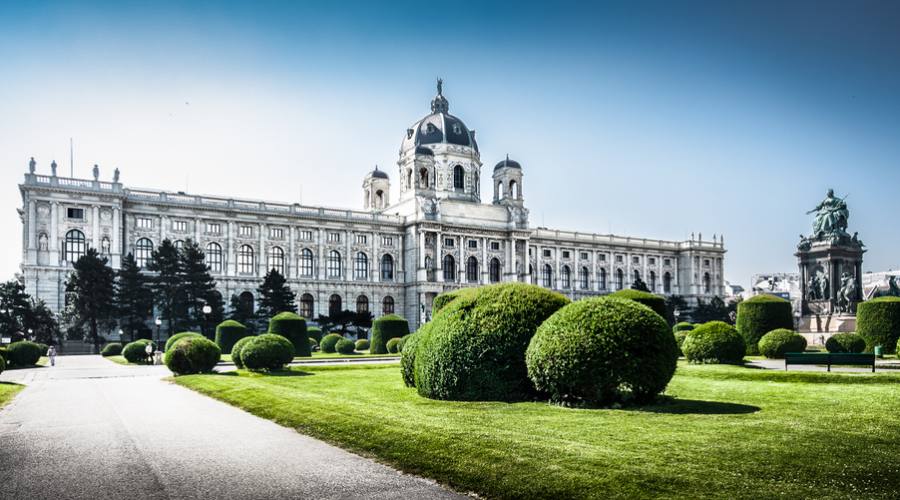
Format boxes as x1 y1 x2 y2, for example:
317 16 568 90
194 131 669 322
27 328 33 340
673 309 681 322
155 317 162 351
202 304 212 339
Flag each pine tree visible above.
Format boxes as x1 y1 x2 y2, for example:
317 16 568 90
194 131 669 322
180 239 223 337
65 248 116 353
0 279 32 340
115 253 153 342
256 269 297 320
229 293 257 332
25 299 60 345
147 239 187 335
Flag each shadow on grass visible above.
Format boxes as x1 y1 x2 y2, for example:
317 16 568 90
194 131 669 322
626 396 761 415
5 364 48 370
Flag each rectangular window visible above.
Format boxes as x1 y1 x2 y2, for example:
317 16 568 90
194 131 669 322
327 232 341 243
137 217 152 229
599 254 607 262
381 236 393 246
616 255 623 263
562 251 570 259
580 252 589 260
355 234 368 245
632 256 640 265
206 222 221 235
173 220 187 232
704 259 711 267
270 227 284 239
300 230 313 241
239 225 253 237
491 241 501 251
542 249 552 258
649 257 656 265
468 240 478 249
66 207 85 220
444 238 455 247
664 258 671 266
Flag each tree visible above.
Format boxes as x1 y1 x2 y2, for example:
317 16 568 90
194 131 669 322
631 276 650 292
180 239 224 337
229 293 258 331
115 253 153 342
147 239 187 335
664 295 688 326
65 248 116 353
693 296 731 324
0 279 32 340
316 310 373 337
256 269 297 320
25 299 60 345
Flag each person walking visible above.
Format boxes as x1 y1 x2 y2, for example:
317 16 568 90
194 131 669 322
47 345 57 367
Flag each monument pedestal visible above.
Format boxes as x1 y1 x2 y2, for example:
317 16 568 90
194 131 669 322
798 314 856 346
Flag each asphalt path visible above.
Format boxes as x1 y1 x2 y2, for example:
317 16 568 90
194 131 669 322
0 356 460 500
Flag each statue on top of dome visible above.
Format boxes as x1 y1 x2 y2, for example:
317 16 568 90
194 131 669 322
437 77 443 96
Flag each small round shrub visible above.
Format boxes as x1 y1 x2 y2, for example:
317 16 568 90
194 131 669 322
214 320 248 354
682 321 746 364
857 297 900 353
309 337 318 350
336 339 356 355
674 331 688 356
370 314 410 354
101 342 123 357
415 283 570 401
673 322 695 333
826 332 866 353
268 312 310 357
385 337 401 353
6 341 43 366
397 334 411 352
241 334 295 371
758 329 807 359
400 330 422 387
355 338 370 351
165 332 204 352
736 295 793 355
320 333 343 353
307 326 323 343
608 289 667 319
230 335 257 369
164 337 221 376
526 297 678 405
122 339 154 364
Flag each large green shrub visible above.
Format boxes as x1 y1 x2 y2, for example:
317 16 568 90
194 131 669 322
608 289 667 319
857 297 900 353
386 337 401 353
241 334 295 371
736 295 793 355
370 314 410 354
415 283 570 401
0 347 8 363
320 333 343 353
826 332 866 353
758 329 807 359
165 332 204 352
36 343 49 356
355 339 370 351
101 342 123 357
164 337 221 375
336 339 356 355
526 297 678 405
674 331 688 356
307 326 323 343
673 322 695 333
268 312 310 357
7 341 42 366
0 354 5 374
230 335 257 369
214 320 248 355
401 331 422 387
397 334 412 352
682 321 746 364
122 339 154 364
432 289 469 316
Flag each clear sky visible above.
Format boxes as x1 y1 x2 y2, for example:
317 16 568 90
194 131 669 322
1 0 898 287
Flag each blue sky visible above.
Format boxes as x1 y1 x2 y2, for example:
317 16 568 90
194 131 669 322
1 1 899 286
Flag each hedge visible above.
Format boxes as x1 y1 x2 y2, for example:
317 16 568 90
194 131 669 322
608 289 667 319
526 296 678 405
335 339 356 355
370 314 409 354
682 321 746 364
241 334 295 371
268 312 310 357
309 337 318 351
122 339 154 364
6 341 42 366
673 322 695 333
432 289 467 316
414 283 570 401
214 320 248 354
400 331 423 387
355 339 370 351
826 332 866 353
100 342 123 357
320 333 343 353
397 334 412 352
230 335 257 369
307 326 323 343
386 337 401 353
164 337 221 375
857 297 900 353
758 329 807 359
736 295 793 355
0 354 5 374
674 331 688 356
165 332 204 352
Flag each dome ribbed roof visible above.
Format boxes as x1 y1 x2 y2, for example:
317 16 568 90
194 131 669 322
494 155 521 170
400 79 478 155
367 166 389 180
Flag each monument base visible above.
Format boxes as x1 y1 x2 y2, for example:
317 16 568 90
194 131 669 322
797 314 856 346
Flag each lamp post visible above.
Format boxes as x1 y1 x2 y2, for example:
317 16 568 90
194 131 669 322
202 304 212 339
27 328 33 340
673 308 681 323
154 317 162 351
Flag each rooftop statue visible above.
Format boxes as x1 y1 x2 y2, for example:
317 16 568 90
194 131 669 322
806 188 849 239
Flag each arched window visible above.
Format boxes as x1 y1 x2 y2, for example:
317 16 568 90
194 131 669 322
64 230 87 263
599 268 608 290
380 254 394 281
616 269 624 290
238 245 254 274
510 180 518 198
649 271 657 292
529 264 535 284
498 181 505 198
356 295 369 314
382 296 395 315
206 242 223 273
375 190 384 208
466 256 479 283
173 240 184 251
490 258 501 283
542 264 553 288
703 272 711 294
299 249 314 277
443 255 456 282
663 272 672 294
561 265 571 289
238 291 254 315
327 250 342 278
453 165 465 190
300 293 314 318
633 270 641 286
579 267 590 290
407 169 412 188
420 168 429 188
135 238 154 268
328 294 342 316
268 246 285 275
354 252 368 280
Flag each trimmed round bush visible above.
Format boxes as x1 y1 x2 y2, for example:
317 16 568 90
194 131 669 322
526 297 678 405
400 331 422 387
682 321 746 364
101 342 123 357
309 337 318 350
355 338 370 351
230 335 257 369
7 341 42 366
122 339 154 364
758 329 807 359
0 354 5 374
0 347 8 363
386 337 401 353
307 326 323 343
397 334 412 352
857 297 900 353
214 320 248 355
241 333 295 371
609 289 667 319
673 322 695 333
320 333 343 353
336 339 356 355
164 337 221 376
415 283 570 401
736 295 793 355
36 343 49 355
826 332 866 353
165 332 204 352
674 331 688 356
370 314 410 354
432 289 469 316
268 312 310 357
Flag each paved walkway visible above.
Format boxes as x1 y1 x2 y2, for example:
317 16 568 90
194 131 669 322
747 357 900 372
0 356 460 500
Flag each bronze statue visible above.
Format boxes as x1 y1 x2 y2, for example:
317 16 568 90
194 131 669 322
837 272 857 313
807 189 849 239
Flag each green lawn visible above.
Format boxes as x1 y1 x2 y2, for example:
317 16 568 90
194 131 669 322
0 382 24 407
174 362 900 499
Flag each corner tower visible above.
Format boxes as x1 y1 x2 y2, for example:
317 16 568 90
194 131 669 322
492 155 524 207
363 166 390 211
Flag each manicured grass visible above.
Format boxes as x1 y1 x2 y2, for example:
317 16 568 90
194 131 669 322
104 355 131 365
0 382 24 407
174 362 900 499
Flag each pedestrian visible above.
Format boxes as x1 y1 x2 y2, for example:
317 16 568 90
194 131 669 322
47 345 57 367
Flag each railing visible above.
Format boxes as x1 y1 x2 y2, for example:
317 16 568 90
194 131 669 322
23 173 123 193
531 228 724 250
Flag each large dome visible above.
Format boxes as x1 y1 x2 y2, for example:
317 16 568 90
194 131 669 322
400 80 479 154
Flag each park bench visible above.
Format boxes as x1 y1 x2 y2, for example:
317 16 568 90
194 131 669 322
784 352 875 372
